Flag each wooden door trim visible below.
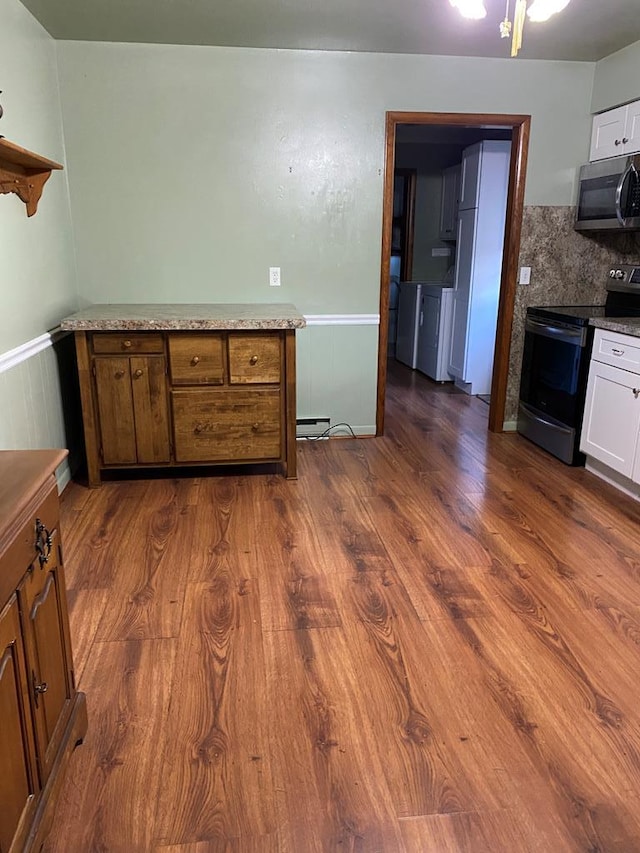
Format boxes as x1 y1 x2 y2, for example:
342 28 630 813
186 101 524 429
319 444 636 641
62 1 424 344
376 111 531 435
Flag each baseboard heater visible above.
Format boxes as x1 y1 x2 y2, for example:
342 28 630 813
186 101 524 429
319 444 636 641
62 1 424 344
296 417 331 439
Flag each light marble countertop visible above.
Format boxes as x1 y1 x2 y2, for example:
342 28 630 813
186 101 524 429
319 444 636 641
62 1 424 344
590 317 640 339
60 303 306 331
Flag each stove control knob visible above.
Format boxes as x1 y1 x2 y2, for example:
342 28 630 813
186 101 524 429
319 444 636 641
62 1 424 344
615 269 625 279
609 269 617 278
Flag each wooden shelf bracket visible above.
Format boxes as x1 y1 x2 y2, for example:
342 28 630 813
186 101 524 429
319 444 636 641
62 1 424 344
0 137 63 217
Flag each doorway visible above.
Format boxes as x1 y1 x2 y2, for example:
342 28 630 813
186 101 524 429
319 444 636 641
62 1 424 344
376 111 531 435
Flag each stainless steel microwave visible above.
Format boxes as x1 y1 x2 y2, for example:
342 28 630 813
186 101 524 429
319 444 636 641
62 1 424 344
575 154 640 231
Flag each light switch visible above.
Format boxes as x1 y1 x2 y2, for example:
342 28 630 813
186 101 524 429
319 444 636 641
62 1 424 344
519 266 531 285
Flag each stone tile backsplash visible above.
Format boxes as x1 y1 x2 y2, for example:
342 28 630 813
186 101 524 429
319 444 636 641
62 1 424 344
504 206 640 424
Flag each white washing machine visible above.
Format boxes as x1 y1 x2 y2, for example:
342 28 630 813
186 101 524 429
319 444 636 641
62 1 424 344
416 285 454 382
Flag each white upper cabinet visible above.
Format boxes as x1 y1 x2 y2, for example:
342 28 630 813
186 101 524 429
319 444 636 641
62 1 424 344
458 143 482 210
439 164 460 241
590 100 640 161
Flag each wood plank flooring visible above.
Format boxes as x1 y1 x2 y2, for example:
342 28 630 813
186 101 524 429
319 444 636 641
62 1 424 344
44 361 640 852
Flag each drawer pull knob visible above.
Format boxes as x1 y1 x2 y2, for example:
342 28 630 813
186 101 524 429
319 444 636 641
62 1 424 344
34 518 52 568
115 369 125 378
123 340 132 348
251 423 260 432
612 348 624 355
633 389 640 399
192 356 200 365
250 355 259 365
133 369 144 378
194 423 203 434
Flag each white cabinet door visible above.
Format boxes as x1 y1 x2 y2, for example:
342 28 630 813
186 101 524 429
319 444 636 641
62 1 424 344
459 144 481 210
417 293 440 379
439 165 460 240
580 360 640 477
590 106 627 161
589 101 640 161
624 100 640 156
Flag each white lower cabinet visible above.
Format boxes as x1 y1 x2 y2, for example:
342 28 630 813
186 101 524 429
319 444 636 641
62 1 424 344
580 328 640 482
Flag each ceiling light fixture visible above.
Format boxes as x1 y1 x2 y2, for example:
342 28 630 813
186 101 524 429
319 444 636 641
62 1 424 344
450 0 571 57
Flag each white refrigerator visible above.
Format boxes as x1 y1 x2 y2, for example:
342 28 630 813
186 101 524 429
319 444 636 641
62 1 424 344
448 140 511 396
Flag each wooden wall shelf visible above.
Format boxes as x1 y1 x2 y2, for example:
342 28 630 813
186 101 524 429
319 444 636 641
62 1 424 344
0 137 63 216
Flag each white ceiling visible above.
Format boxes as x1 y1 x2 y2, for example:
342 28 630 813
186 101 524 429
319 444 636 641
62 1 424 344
19 0 640 62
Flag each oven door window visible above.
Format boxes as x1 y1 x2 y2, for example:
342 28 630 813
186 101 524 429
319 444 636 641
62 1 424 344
520 330 583 427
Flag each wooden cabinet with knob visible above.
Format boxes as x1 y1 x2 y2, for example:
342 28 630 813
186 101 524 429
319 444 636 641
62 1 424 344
590 100 640 161
73 320 300 486
0 449 87 853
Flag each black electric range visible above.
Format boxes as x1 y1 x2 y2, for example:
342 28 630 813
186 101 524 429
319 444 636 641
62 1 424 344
517 265 640 465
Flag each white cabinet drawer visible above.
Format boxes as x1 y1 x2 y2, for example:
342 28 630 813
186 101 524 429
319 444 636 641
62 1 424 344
592 328 640 371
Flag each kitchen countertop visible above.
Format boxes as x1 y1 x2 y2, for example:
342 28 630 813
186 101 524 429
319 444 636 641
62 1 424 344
590 317 640 338
60 303 306 331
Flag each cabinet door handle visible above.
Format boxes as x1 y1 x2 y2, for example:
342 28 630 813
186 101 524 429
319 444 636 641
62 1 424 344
133 369 144 378
251 423 260 432
32 673 48 707
191 356 200 365
34 518 52 568
194 423 204 434
114 369 125 378
250 355 258 365
615 139 622 146
123 340 132 348
623 137 629 144
633 388 640 399
611 348 625 356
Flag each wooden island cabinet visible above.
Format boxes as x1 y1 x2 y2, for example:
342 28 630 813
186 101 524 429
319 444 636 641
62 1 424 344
61 304 306 487
0 450 87 852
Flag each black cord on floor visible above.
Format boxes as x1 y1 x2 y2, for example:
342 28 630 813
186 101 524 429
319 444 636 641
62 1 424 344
303 422 357 441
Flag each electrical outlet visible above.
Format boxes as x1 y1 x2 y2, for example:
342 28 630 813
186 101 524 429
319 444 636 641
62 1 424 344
269 267 281 287
519 266 532 285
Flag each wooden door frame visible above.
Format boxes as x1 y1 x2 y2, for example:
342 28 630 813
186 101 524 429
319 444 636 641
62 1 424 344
376 111 531 435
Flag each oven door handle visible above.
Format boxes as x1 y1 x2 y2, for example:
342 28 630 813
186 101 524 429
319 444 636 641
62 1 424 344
525 316 587 346
519 403 574 435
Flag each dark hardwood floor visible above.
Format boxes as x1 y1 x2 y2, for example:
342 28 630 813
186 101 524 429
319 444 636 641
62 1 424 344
44 360 640 852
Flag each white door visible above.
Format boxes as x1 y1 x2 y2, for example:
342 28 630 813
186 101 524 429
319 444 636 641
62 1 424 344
580 360 640 477
396 284 420 368
448 208 476 378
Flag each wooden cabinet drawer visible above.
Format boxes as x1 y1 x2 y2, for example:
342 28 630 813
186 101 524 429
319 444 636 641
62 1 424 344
0 484 58 607
168 334 224 385
172 389 281 462
228 334 281 384
92 333 164 354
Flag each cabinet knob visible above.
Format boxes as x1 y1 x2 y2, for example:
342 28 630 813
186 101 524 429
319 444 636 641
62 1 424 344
123 340 132 348
115 369 125 378
32 673 48 707
615 139 622 146
633 388 640 399
250 355 258 365
623 137 629 144
133 368 144 378
194 423 203 434
251 423 260 432
191 356 200 365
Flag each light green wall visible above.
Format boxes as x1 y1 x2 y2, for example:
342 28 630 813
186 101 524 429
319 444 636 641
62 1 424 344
54 42 595 431
592 39 640 113
0 0 77 351
0 0 78 484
